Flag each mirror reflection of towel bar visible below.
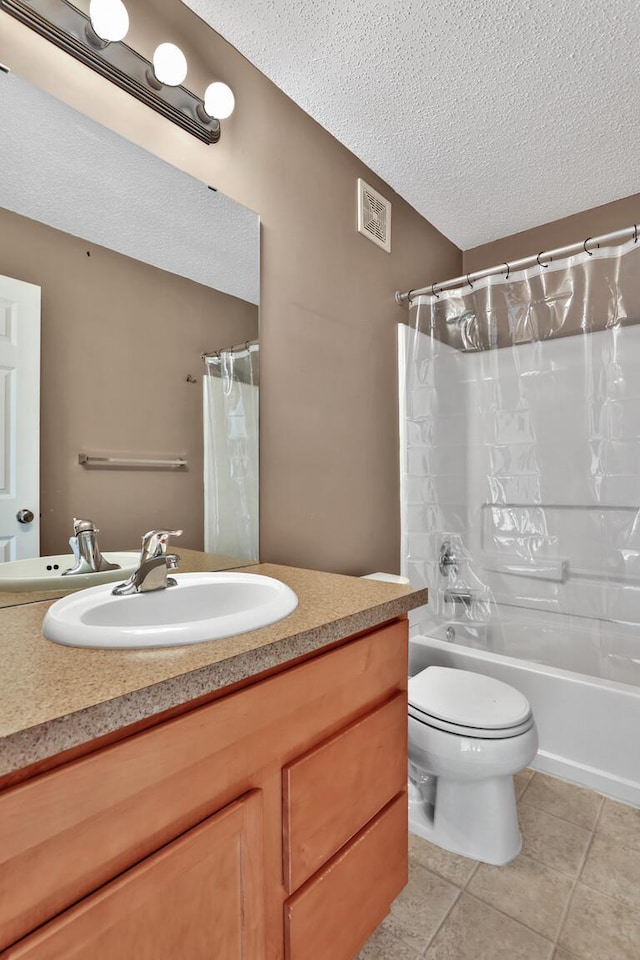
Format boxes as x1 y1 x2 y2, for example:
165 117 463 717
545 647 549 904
78 454 188 470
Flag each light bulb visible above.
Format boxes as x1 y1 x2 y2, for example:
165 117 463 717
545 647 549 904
152 43 188 87
89 0 129 43
203 82 235 120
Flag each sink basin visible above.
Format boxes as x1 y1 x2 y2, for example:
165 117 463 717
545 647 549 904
0 552 140 592
42 572 299 649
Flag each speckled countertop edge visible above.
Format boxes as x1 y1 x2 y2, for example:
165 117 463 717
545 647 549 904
0 561 427 776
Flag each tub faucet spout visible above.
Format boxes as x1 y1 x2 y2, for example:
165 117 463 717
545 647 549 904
443 588 480 611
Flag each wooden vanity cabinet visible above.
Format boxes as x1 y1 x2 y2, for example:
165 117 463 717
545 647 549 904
0 619 408 960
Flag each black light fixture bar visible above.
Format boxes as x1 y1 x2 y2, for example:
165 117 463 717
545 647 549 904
0 0 221 144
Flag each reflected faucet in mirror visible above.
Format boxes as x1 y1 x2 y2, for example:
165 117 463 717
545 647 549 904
64 518 120 577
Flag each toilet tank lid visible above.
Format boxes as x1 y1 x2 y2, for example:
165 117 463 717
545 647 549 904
408 666 532 730
361 572 411 584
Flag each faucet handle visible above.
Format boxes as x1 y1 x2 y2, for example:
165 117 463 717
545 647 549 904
140 529 183 562
73 518 98 534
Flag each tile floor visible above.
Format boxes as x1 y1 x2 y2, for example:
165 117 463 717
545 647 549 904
357 770 640 960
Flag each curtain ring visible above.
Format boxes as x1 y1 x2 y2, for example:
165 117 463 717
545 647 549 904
634 225 638 244
467 274 474 289
504 262 510 280
584 237 593 256
536 251 549 269
431 283 440 299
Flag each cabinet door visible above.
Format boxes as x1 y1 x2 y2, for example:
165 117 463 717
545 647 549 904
2 792 265 960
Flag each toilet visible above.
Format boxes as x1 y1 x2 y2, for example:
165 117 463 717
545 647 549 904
408 666 538 865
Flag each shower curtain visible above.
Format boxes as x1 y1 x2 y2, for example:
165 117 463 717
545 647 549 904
203 341 259 562
400 238 640 642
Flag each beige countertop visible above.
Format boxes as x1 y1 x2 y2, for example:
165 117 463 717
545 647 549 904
0 557 427 777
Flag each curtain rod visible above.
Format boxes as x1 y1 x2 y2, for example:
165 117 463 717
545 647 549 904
395 224 639 305
201 338 258 360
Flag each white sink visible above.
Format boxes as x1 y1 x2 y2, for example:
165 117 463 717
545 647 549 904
0 552 140 592
42 572 299 649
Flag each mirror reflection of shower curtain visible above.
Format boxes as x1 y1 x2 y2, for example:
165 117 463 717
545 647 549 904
203 342 259 562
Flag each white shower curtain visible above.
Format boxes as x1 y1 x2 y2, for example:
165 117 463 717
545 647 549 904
203 341 259 562
400 237 640 656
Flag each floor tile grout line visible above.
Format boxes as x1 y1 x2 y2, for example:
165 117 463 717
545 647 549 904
515 850 587 882
552 871 581 949
517 797 597 835
516 794 597 880
468 850 587 931
418 887 463 958
576 873 640 916
518 770 536 804
459 889 557 948
592 793 606 832
519 795 603 833
554 944 582 960
462 861 480 890
576 795 604 885
515 768 535 800
407 858 478 891
553 803 602 949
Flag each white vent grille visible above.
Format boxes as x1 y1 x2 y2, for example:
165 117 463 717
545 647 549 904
357 178 391 252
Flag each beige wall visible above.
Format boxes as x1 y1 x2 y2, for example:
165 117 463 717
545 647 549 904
0 1 461 576
0 207 258 555
464 193 640 273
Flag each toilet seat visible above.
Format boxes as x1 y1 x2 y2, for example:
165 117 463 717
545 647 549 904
408 666 534 740
408 703 534 739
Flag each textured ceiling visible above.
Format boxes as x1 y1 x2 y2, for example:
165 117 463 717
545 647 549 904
184 0 640 250
0 72 259 304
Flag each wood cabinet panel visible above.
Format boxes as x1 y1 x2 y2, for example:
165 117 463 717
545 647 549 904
0 620 407 951
283 693 407 892
285 792 408 960
1 792 265 960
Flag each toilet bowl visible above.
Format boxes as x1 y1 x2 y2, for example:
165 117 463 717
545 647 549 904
408 666 538 865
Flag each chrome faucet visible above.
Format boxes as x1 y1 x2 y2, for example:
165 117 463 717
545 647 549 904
63 518 120 576
439 540 459 578
112 529 182 595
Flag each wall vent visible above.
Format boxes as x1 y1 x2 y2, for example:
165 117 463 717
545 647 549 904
357 178 391 252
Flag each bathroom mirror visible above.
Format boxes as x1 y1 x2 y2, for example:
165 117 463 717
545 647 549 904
0 71 260 607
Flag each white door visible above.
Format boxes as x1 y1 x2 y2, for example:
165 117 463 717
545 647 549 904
0 274 40 560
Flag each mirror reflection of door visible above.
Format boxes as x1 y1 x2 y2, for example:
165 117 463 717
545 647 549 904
0 274 40 559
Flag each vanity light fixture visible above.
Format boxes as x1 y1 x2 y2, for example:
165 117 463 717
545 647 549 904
150 42 188 88
203 81 235 121
0 0 235 144
88 0 129 44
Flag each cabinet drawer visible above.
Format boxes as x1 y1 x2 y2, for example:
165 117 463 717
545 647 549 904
0 619 407 951
285 792 407 960
283 693 407 892
1 792 265 960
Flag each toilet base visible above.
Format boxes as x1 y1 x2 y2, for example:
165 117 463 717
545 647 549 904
408 773 522 865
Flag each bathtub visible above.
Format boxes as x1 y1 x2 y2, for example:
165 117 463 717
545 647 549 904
409 609 640 807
